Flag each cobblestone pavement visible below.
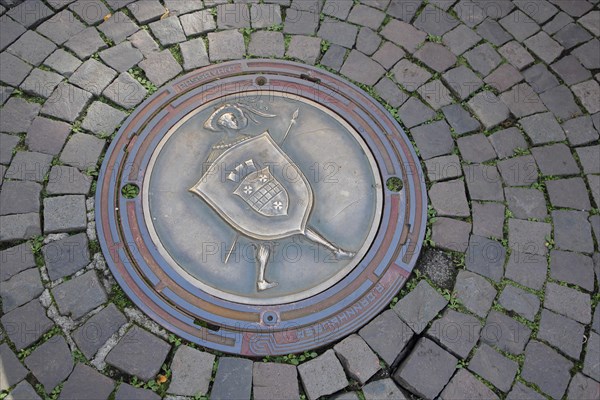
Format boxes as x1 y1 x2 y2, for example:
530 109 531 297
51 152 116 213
1 0 599 399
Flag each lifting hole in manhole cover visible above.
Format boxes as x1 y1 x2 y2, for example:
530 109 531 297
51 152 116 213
96 60 427 356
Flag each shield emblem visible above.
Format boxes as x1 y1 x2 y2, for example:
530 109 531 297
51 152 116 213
233 167 289 217
189 132 313 241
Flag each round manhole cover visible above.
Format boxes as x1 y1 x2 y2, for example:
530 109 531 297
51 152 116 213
96 60 427 356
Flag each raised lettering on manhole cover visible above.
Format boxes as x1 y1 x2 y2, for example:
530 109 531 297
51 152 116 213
96 60 427 355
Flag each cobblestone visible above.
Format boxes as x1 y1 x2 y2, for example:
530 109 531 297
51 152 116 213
253 362 299 400
168 345 215 397
52 270 107 319
60 363 115 400
1 300 53 350
0 343 28 391
0 267 43 312
553 210 594 253
441 369 499 400
1 97 40 133
522 341 573 399
25 336 73 393
73 303 127 359
358 309 414 366
504 250 547 290
482 310 531 354
469 344 518 392
7 30 56 66
426 309 481 359
394 280 448 334
298 350 348 400
544 282 591 324
442 104 480 134
538 308 585 359
498 284 540 321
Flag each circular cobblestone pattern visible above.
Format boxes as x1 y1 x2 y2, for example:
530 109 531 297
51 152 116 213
1 0 599 399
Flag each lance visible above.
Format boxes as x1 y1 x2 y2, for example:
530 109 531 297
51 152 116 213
280 108 300 145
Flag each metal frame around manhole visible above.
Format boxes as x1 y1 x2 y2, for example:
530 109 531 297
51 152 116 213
96 60 427 356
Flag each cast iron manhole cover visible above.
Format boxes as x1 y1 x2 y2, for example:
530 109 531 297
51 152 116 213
97 60 427 356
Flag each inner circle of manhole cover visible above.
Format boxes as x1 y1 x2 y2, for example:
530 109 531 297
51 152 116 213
96 60 427 356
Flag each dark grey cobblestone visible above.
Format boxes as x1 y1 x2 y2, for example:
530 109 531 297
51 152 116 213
431 217 471 252
64 27 106 59
25 335 73 393
98 11 139 44
0 267 43 312
99 42 143 73
498 284 540 321
538 308 585 359
544 282 591 324
504 250 547 290
103 72 147 109
168 345 215 397
37 10 86 45
1 97 41 133
522 340 573 399
567 373 600 400
60 363 115 400
553 210 594 254
583 331 600 381
1 300 53 350
441 369 499 400
469 343 518 392
506 382 546 400
333 334 380 385
298 350 348 400
394 280 448 334
7 30 56 66
52 270 107 319
362 378 408 400
5 151 52 182
482 310 531 354
426 309 481 359
358 309 413 366
0 343 28 390
0 180 41 216
286 35 321 65
72 303 127 359
454 269 496 318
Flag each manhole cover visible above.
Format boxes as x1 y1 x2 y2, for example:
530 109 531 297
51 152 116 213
96 60 427 356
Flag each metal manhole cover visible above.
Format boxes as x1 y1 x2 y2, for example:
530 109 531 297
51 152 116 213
96 60 427 356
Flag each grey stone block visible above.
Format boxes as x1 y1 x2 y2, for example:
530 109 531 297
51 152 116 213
497 155 539 187
25 336 74 393
477 18 511 46
0 97 41 133
0 133 20 165
411 120 454 160
577 145 600 175
523 31 564 63
554 23 592 50
426 309 481 359
358 309 414 366
139 49 182 87
457 134 496 163
211 357 253 400
424 154 462 182
115 384 160 400
252 362 299 400
43 195 87 234
572 80 600 115
340 50 385 86
248 31 284 58
500 83 546 118
372 41 404 70
128 29 159 56
522 341 572 399
467 91 510 129
567 373 600 400
572 38 600 70
106 326 171 381
499 10 540 41
7 30 56 66
540 85 582 120
429 179 469 218
20 68 64 99
499 41 534 70
583 332 600 382
69 0 110 25
464 43 502 76
0 268 43 313
553 210 594 253
418 80 453 111
362 378 408 400
37 10 86 45
81 101 127 136
98 11 139 44
396 98 435 129
69 59 116 96
498 284 540 321
469 344 518 392
544 282 591 324
149 16 186 46
72 304 127 359
180 9 216 37
52 270 107 319
0 343 28 391
413 4 458 35
42 232 89 281
298 350 349 400
0 243 36 282
442 104 481 135
250 3 282 28
547 177 591 210
454 270 496 318
0 15 26 52
285 35 321 65
508 218 551 256
520 111 567 145
318 18 358 48
0 300 53 350
465 235 505 282
506 382 546 400
42 83 93 123
563 116 599 146
414 42 457 73
103 72 147 109
531 143 579 176
44 49 82 77
168 345 215 396
59 363 115 400
180 38 209 71
443 66 483 101
64 27 107 59
472 201 504 240
442 24 482 55
523 63 559 93
394 280 448 334
393 338 457 399
46 166 92 195
283 9 319 35
348 4 385 30
60 133 105 171
504 250 547 290
5 151 52 182
127 0 165 24
483 311 533 357
323 0 352 19
356 27 381 56
464 163 504 201
551 54 591 85
0 213 41 242
431 217 471 252
538 308 584 359
440 369 499 400
373 77 407 108
0 181 42 216
333 334 380 385
99 42 143 73
392 59 431 93
380 19 426 53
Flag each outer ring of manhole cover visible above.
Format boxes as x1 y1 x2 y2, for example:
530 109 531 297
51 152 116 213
96 60 427 356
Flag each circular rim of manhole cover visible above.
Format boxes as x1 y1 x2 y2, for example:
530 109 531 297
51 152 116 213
96 59 427 356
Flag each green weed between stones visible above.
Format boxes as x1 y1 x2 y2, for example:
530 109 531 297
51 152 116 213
262 351 318 365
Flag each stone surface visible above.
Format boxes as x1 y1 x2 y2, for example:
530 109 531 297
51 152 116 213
99 42 143 73
417 80 453 111
577 145 600 174
393 280 448 334
508 218 551 256
106 326 171 381
248 31 284 58
0 343 28 391
42 83 93 123
499 41 534 70
362 378 408 400
180 38 209 71
128 29 160 56
115 384 161 400
20 68 63 99
567 373 600 400
168 345 215 396
333 334 380 385
318 19 358 48
44 49 82 77
467 91 510 129
380 19 426 53
547 178 591 210
410 121 454 160
43 232 89 281
424 155 462 182
442 104 480 135
482 311 531 354
356 27 381 56
553 210 594 253
340 50 385 86
25 117 70 156
393 338 457 399
0 267 43 313
373 78 407 108
253 362 299 400
572 80 600 114
69 0 110 25
440 369 499 400
464 163 504 201
498 284 540 321
98 11 139 44
540 85 582 120
454 270 497 318
149 16 186 46
0 133 20 165
469 344 518 392
59 363 115 400
298 350 348 400
497 155 539 187
25 336 74 393
72 304 127 359
538 308 584 359
82 101 127 137
432 217 471 252
544 282 591 324
551 55 591 85
0 213 41 242
64 27 107 59
396 98 435 128
563 116 598 146
504 251 547 290
499 10 540 41
0 300 53 350
46 165 92 196
250 3 282 28
457 134 496 163
127 0 165 24
531 143 579 176
139 50 182 87
0 15 26 52
0 97 41 133
285 35 321 65
414 42 456 73
471 202 504 240
358 309 414 366
507 382 546 400
7 30 56 66
0 181 42 216
464 43 502 76
43 195 87 234
208 30 245 61
522 341 573 399
486 64 524 93
584 332 600 382
426 309 481 359
392 59 431 92
103 72 147 109
465 235 506 282
572 38 600 70
524 31 564 63
0 243 36 282
52 270 107 319
5 151 52 183
283 9 319 35
429 179 470 218
60 133 105 171
443 24 482 55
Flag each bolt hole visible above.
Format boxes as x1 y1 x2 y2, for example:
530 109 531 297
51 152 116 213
386 177 403 192
121 183 140 199
256 76 267 86
266 315 274 322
